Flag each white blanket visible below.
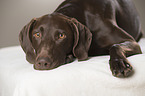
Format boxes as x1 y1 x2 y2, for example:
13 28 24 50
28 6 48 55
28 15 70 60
0 39 145 96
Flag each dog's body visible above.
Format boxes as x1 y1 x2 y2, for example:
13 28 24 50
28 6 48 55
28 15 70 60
19 0 143 77
55 0 142 56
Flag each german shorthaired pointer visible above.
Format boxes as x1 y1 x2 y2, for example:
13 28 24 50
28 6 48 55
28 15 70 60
19 0 143 77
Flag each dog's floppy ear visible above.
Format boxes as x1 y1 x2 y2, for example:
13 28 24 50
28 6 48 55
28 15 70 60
69 18 92 61
19 18 37 64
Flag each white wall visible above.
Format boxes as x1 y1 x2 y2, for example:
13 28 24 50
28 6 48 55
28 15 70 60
0 0 145 48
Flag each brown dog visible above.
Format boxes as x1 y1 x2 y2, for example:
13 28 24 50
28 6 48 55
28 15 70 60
19 0 143 77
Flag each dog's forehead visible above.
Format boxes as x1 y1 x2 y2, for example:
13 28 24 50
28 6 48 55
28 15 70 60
36 14 69 29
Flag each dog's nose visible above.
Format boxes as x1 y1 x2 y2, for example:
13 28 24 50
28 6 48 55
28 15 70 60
35 57 52 70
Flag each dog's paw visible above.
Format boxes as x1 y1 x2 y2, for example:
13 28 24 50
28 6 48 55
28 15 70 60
109 58 133 77
65 55 75 64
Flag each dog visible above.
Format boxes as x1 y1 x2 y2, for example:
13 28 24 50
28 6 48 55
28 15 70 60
19 0 143 77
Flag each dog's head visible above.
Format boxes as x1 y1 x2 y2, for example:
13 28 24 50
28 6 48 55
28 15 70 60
19 13 92 70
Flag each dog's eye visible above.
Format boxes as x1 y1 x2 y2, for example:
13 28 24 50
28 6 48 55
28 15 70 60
58 33 66 39
34 32 41 38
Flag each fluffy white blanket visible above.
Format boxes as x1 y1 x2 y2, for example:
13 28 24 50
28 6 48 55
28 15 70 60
0 38 145 96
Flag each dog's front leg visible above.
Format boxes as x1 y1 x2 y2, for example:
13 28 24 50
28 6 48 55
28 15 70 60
98 20 143 77
109 40 142 77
